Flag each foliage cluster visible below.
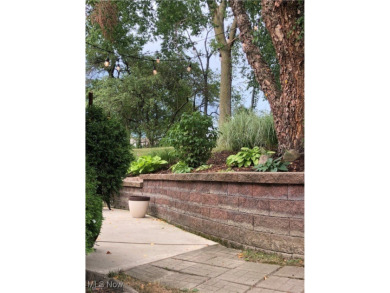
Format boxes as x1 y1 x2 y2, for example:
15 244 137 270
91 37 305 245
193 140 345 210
129 155 168 175
146 148 179 165
170 161 193 174
217 110 278 152
86 105 134 209
165 111 218 167
253 157 290 172
86 163 102 254
226 146 271 168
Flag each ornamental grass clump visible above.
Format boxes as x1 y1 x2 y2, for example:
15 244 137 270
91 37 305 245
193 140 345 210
217 110 278 151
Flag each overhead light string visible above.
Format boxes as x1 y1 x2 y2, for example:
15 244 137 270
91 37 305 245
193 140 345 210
87 25 238 75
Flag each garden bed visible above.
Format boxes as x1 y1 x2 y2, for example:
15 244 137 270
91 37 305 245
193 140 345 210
127 151 304 177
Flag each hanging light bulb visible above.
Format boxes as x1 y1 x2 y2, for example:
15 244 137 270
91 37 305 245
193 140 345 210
187 63 192 72
116 63 120 71
219 52 222 62
104 57 110 67
156 56 160 64
153 63 157 75
192 46 197 54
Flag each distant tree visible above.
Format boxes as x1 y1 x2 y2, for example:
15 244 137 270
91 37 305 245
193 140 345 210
90 58 206 146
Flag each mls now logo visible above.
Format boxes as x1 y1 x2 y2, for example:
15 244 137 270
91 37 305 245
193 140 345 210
87 280 124 290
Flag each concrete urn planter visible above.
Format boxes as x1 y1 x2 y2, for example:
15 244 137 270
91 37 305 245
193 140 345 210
128 196 150 218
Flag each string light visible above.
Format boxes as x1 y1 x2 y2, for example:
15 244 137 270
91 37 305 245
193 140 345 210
90 25 237 75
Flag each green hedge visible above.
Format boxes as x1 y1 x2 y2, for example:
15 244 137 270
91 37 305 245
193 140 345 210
86 163 102 253
86 105 134 209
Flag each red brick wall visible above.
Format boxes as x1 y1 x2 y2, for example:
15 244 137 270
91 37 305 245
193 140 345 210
116 173 304 258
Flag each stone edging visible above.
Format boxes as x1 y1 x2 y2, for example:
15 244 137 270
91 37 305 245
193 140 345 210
123 181 143 188
140 172 304 185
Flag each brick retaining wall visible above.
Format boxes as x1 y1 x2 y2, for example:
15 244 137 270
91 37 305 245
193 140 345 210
115 172 304 258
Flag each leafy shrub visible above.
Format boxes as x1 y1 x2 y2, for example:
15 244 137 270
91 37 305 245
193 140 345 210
86 163 102 254
170 161 193 173
165 111 218 167
129 155 168 175
86 105 134 209
217 110 278 151
227 147 270 167
147 148 179 165
253 157 290 172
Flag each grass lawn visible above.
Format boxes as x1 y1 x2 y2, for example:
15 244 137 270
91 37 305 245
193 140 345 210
133 147 174 158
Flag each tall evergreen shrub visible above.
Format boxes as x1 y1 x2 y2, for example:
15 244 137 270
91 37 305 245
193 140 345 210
86 163 102 253
86 105 134 209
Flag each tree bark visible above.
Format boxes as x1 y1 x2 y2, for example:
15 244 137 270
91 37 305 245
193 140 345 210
230 0 304 153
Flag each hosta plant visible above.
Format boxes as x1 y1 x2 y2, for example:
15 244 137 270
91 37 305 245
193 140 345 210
129 155 168 175
227 147 273 168
170 161 193 174
253 157 290 172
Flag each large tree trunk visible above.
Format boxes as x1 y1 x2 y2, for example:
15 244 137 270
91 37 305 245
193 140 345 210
230 0 304 153
207 0 237 127
219 47 232 125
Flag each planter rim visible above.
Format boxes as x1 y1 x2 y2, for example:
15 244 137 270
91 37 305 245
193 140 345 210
128 195 150 201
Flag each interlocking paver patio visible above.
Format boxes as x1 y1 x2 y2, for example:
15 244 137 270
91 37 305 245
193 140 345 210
150 258 196 271
124 263 173 282
255 276 304 293
273 266 304 279
235 261 280 273
180 262 229 277
156 272 208 290
217 267 273 286
172 250 217 263
246 288 286 293
199 256 245 269
196 278 250 293
125 244 304 292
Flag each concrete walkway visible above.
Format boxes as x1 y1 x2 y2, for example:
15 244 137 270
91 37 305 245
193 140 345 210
86 208 215 274
87 208 304 293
